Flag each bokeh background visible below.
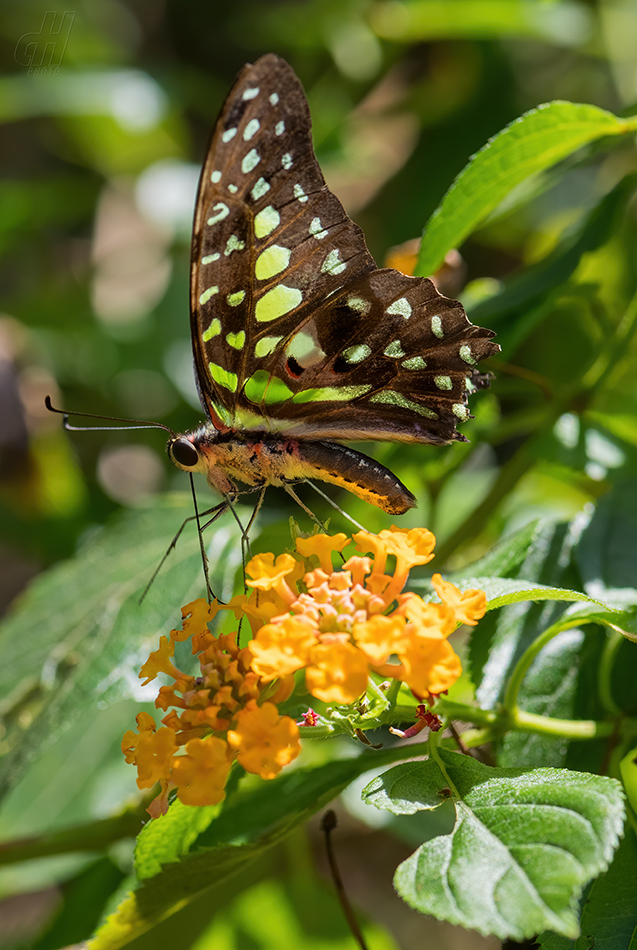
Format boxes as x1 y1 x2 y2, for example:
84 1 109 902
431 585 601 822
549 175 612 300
2 1 637 947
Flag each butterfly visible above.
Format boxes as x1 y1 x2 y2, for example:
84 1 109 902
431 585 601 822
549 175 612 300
167 54 499 519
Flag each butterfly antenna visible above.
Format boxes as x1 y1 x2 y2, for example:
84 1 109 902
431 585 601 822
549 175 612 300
304 481 367 532
45 395 176 435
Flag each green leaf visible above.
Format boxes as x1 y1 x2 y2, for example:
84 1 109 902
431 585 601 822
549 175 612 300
468 519 588 706
577 477 637 608
90 747 412 949
416 101 637 276
467 174 637 341
369 0 592 45
497 628 586 768
135 799 222 881
537 828 637 950
448 518 544 581
363 749 625 940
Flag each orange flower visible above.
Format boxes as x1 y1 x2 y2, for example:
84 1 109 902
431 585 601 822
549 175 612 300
352 615 408 665
124 598 302 817
399 636 463 696
227 700 300 779
121 712 177 789
249 615 316 681
431 574 487 626
170 736 233 806
306 640 369 704
124 528 487 815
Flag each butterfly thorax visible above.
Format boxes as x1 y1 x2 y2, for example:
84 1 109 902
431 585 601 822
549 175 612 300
168 425 416 515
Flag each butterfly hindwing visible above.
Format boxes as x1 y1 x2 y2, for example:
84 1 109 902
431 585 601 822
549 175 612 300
191 54 498 444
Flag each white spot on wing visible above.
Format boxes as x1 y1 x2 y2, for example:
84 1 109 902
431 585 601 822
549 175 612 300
202 253 220 264
275 121 285 135
321 249 346 276
269 93 279 105
242 87 259 100
241 149 261 174
251 177 270 201
282 153 293 170
310 217 328 239
207 203 230 226
199 286 219 305
431 315 444 338
224 234 246 256
243 118 260 141
387 297 412 319
211 170 221 183
294 184 308 203
460 344 476 365
222 128 237 143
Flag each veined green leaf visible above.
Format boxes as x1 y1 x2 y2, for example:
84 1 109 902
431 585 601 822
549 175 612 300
363 749 625 940
89 747 413 949
417 101 637 276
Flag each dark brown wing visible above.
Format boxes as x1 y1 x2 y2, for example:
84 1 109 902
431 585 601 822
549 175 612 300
191 54 498 443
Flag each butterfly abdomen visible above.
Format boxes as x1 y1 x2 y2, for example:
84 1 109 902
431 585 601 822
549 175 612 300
183 426 415 514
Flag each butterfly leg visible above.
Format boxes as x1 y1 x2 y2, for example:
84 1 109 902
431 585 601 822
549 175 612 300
139 499 229 604
304 480 367 532
283 483 332 534
240 485 268 559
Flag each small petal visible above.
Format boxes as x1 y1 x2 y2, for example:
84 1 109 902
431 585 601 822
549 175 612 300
306 640 369 704
431 574 487 625
352 614 408 665
246 552 296 589
400 636 462 697
296 533 349 573
249 615 317 681
227 700 300 779
171 736 233 806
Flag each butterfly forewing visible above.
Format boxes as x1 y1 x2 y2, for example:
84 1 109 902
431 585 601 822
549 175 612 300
191 54 499 444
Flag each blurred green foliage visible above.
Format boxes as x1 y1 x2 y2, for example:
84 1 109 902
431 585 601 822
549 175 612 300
2 0 637 947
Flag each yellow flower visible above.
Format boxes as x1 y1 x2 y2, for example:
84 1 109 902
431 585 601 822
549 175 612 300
170 736 233 806
352 615 408 665
138 636 183 687
245 552 297 605
227 700 300 779
295 533 349 573
431 574 487 625
249 615 316 681
306 639 369 704
399 636 463 696
121 712 177 789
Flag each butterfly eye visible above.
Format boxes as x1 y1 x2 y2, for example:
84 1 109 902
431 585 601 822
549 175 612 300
170 437 199 468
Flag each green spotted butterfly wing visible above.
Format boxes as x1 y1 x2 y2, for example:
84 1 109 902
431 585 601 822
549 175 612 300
175 54 499 514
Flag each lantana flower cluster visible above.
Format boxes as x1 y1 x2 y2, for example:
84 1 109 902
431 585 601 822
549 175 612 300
122 598 299 817
242 527 486 704
122 527 486 817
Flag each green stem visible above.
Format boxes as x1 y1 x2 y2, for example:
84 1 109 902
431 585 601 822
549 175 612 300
598 629 624 717
426 728 462 797
0 805 146 867
512 710 613 739
503 616 585 715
